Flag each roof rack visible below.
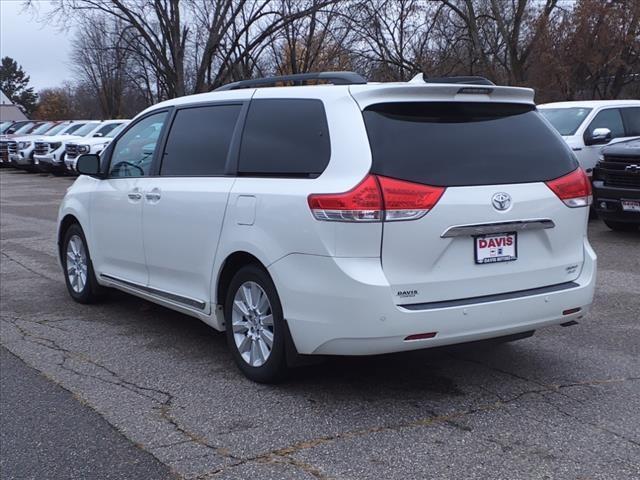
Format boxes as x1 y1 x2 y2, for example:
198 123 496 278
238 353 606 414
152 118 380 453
409 73 495 86
215 71 367 91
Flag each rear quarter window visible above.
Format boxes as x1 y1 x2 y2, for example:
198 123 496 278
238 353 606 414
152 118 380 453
238 99 330 177
363 102 578 187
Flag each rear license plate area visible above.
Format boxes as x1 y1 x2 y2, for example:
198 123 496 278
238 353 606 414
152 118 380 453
474 232 517 264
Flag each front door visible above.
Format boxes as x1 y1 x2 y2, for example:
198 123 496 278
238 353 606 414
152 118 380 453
90 111 169 286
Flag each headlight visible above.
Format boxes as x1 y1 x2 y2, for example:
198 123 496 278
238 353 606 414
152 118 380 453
49 142 62 150
18 141 32 149
78 145 90 154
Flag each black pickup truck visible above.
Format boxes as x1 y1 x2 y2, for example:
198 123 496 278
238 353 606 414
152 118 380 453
592 138 640 231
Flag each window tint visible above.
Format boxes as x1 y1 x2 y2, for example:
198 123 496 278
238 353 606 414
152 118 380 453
586 108 625 139
161 104 241 176
621 107 640 136
109 112 167 178
239 99 330 177
363 102 577 187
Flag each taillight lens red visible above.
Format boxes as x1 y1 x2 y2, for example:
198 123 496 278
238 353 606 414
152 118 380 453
378 176 445 221
545 168 592 208
308 175 383 222
308 174 445 222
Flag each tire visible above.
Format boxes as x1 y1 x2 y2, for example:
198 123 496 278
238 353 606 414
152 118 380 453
603 220 638 232
62 223 103 303
224 264 288 383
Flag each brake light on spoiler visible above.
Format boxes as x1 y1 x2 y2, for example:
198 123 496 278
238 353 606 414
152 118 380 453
545 168 592 208
308 174 445 222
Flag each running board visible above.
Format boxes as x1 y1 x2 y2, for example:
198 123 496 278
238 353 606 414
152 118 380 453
400 282 579 311
100 274 207 311
441 219 555 238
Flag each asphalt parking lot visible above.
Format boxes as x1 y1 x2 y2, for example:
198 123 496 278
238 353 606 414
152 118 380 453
1 168 639 480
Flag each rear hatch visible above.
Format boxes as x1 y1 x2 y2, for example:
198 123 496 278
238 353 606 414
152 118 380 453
360 100 589 306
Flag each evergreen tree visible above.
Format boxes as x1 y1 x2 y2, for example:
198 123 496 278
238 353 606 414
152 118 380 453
0 57 38 116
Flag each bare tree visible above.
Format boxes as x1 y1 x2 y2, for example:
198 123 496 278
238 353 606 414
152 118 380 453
71 16 131 117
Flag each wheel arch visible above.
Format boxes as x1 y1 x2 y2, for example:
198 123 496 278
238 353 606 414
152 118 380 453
58 213 82 262
215 251 268 309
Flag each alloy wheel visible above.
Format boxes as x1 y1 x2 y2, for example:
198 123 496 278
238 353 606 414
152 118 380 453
66 234 88 293
231 281 274 367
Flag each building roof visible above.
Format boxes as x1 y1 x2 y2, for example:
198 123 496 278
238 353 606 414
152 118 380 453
0 89 28 121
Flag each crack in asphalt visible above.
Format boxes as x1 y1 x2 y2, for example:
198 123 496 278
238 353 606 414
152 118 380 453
1 250 58 282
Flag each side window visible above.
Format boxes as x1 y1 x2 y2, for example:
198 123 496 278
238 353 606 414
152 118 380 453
238 99 330 177
621 107 640 137
108 112 167 178
586 108 625 140
161 104 241 176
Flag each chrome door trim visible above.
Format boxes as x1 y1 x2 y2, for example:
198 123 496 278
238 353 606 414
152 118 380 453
100 273 207 310
441 219 555 238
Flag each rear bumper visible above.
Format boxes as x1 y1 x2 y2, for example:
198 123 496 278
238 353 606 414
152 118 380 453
593 181 640 223
269 239 597 355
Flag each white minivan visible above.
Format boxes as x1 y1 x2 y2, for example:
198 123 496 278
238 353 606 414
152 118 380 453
58 72 597 382
538 100 640 176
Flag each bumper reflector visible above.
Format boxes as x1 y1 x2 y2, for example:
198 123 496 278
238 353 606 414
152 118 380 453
562 307 581 315
404 332 437 341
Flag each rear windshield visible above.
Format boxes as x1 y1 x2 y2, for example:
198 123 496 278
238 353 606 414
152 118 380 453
363 102 577 187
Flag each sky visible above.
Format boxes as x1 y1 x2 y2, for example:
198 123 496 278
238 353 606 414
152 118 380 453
1 0 74 92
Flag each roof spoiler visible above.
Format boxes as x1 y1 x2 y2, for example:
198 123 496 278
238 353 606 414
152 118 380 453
409 73 495 86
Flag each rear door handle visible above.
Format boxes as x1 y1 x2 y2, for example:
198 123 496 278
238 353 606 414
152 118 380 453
145 188 161 202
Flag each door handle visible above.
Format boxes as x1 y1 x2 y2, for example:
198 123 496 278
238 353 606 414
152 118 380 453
145 188 161 202
127 190 142 201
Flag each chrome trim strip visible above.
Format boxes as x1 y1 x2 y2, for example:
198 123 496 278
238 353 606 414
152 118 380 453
441 219 555 238
100 274 207 310
400 281 579 311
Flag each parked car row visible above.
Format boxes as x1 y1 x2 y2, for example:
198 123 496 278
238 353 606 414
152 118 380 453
0 118 130 174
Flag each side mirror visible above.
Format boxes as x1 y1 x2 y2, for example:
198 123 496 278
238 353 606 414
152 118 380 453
93 132 103 137
586 127 612 146
76 154 101 176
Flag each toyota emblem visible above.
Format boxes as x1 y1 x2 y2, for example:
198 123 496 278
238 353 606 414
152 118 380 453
492 192 511 211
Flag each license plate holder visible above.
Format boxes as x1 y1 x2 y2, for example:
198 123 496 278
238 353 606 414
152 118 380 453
621 199 640 212
474 232 517 264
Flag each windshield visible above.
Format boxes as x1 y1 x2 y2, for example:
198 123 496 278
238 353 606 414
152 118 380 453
74 122 100 137
44 123 69 136
61 123 85 135
539 107 592 136
106 123 127 138
14 123 36 134
31 123 55 135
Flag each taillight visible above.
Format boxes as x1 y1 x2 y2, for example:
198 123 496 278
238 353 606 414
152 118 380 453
308 174 444 222
378 176 445 221
545 168 592 208
308 175 383 222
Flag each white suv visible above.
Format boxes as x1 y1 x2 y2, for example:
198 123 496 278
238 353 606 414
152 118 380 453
538 100 640 176
58 72 597 382
64 121 130 173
